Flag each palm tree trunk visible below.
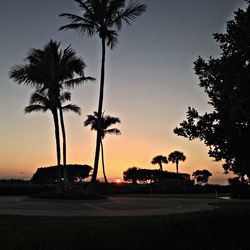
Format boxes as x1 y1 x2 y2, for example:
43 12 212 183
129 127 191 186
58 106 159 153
59 106 68 184
159 163 163 171
52 109 62 193
176 161 179 174
91 37 106 184
100 140 108 183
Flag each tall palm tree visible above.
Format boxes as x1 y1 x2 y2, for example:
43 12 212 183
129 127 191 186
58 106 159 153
84 111 121 183
60 0 146 184
168 151 186 174
151 155 168 171
9 40 93 189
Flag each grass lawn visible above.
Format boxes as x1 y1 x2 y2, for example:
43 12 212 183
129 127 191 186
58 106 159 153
0 201 249 250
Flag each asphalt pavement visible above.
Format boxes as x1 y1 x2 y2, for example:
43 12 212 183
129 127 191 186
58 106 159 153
0 196 216 216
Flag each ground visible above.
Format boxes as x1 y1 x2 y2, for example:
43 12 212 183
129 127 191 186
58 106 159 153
0 195 216 216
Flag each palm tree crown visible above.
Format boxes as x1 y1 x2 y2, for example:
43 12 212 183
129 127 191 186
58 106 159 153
60 0 147 49
9 40 93 92
25 89 81 116
168 151 186 174
151 155 168 171
84 111 121 138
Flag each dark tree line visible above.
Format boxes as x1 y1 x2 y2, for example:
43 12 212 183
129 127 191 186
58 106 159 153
123 167 191 184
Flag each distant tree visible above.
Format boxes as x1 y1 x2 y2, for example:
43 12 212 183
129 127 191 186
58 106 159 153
123 167 139 184
84 112 121 183
192 169 212 185
168 151 186 174
123 167 191 184
174 3 250 182
31 164 92 184
60 0 146 184
151 155 168 171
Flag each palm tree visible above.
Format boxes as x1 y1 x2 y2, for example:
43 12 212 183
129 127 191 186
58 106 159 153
60 0 146 184
151 155 168 171
168 151 186 174
25 89 81 185
9 40 93 190
84 111 121 183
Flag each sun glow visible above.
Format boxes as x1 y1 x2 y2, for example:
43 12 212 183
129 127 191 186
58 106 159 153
115 178 122 184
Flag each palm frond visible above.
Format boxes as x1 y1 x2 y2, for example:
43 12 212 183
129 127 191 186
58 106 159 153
9 65 43 87
24 104 48 113
105 29 119 49
62 104 81 115
104 128 121 135
60 91 71 102
64 76 95 89
112 1 146 29
59 19 96 37
84 114 98 129
103 115 121 129
29 91 51 107
73 0 96 20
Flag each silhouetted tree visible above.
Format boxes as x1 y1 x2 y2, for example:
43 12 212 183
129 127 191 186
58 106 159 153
60 0 146 184
123 167 191 184
31 164 92 184
84 112 121 183
151 155 168 171
123 167 139 184
174 2 250 182
168 151 186 174
192 169 212 185
9 40 93 191
25 90 81 182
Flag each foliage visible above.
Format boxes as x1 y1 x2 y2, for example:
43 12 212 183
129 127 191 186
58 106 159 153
123 167 191 184
31 164 92 184
59 0 147 49
192 169 212 185
174 2 250 181
151 155 168 171
84 111 121 139
168 151 186 173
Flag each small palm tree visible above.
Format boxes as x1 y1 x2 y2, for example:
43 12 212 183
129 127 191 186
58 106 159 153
25 89 81 182
151 155 168 171
84 112 121 183
60 0 146 184
168 151 186 174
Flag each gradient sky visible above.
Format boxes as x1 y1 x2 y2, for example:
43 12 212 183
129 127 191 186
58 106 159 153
0 0 247 184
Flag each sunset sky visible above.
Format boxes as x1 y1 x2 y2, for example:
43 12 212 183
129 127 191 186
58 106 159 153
0 0 247 184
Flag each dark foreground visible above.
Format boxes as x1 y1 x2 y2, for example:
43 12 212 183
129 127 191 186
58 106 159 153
0 201 249 250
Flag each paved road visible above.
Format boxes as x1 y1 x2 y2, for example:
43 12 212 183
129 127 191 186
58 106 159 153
0 196 216 217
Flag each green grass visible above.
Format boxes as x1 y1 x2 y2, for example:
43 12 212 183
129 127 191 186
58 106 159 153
0 201 250 250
